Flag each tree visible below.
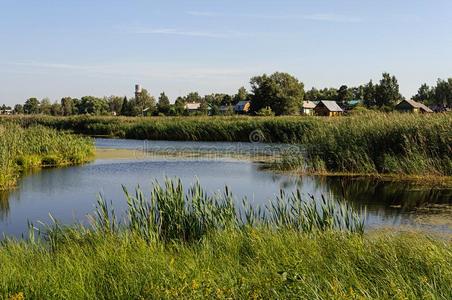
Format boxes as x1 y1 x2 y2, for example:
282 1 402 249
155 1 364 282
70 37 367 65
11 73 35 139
374 73 402 107
107 96 124 115
61 97 76 116
337 85 351 106
24 98 40 114
120 97 131 116
78 96 109 115
434 78 452 106
40 98 52 115
14 104 24 114
50 102 63 116
130 89 156 116
234 87 248 103
157 92 171 115
412 84 433 104
250 72 304 115
363 80 376 107
174 97 186 116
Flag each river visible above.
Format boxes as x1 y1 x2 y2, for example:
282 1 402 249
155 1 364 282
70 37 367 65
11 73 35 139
1 138 450 237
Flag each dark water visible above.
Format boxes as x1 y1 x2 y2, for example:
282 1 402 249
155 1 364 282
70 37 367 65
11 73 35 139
1 139 450 237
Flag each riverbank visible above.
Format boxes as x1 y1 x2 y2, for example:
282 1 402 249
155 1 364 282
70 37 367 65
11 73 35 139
0 124 94 189
1 179 451 299
2 112 451 179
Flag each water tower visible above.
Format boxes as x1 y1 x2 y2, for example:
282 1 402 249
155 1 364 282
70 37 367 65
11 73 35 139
135 84 142 99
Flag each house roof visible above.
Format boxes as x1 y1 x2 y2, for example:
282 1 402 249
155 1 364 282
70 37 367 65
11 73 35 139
400 99 433 113
302 101 316 109
316 100 343 112
185 102 201 110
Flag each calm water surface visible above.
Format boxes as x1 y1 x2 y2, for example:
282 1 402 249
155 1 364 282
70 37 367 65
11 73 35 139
1 139 450 237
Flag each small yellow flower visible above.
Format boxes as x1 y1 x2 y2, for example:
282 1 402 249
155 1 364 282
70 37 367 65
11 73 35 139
191 280 199 290
9 292 25 300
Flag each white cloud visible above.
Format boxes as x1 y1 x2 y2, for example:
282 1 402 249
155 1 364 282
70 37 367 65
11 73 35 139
187 11 362 23
125 26 249 39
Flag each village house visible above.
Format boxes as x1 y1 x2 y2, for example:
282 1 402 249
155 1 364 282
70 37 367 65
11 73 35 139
314 100 343 116
301 101 316 116
395 99 433 113
184 102 202 113
234 101 251 114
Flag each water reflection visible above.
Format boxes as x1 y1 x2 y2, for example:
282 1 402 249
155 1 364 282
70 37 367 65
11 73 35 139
0 139 450 237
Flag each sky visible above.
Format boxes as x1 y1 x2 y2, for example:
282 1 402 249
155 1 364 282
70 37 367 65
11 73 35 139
0 0 451 105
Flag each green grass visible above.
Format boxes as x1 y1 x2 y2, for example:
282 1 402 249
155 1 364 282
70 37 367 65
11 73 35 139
1 230 450 299
0 124 94 189
2 112 450 176
0 179 451 299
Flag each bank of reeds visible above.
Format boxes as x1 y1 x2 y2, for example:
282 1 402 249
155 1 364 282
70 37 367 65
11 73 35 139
0 124 94 189
2 112 451 176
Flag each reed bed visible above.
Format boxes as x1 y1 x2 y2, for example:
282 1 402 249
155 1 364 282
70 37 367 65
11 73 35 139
3 112 450 176
0 124 94 189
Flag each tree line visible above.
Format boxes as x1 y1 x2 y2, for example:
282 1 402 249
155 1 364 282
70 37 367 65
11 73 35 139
3 72 451 116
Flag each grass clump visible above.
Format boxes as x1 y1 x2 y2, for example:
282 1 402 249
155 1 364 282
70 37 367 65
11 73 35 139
0 124 94 189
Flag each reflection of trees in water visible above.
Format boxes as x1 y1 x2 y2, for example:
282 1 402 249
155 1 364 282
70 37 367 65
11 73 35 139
0 190 10 220
322 177 452 212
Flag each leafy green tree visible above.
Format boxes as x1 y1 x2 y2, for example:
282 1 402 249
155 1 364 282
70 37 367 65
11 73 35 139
24 98 40 114
40 98 52 115
305 87 320 102
234 87 248 103
337 85 352 106
434 78 452 106
107 96 124 115
61 97 76 116
374 73 403 107
250 72 304 115
130 89 156 116
412 84 434 104
120 97 131 116
50 102 63 116
363 80 376 107
14 104 24 114
157 92 171 115
78 96 109 115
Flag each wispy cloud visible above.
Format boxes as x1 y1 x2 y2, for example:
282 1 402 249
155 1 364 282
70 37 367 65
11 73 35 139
2 61 254 79
124 26 249 39
187 11 362 23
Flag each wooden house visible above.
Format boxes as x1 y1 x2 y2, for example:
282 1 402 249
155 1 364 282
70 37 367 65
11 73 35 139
301 101 316 115
395 99 433 113
314 100 343 116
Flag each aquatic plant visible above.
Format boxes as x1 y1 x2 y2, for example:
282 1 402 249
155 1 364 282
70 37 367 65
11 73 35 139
0 124 94 189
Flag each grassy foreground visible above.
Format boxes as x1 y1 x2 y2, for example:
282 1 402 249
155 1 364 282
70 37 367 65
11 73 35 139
1 230 451 299
0 124 94 189
2 112 451 177
1 180 451 299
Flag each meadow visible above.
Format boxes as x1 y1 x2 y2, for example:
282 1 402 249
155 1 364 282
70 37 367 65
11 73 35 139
0 124 94 189
0 180 450 299
3 112 451 177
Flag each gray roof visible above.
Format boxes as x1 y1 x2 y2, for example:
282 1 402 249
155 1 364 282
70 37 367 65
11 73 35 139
403 99 433 113
316 100 343 112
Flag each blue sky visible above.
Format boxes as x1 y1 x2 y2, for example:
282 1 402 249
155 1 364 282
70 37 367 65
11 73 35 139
1 0 451 105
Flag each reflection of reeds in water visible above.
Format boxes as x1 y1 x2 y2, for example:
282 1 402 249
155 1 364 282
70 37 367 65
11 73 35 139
323 177 452 211
0 190 10 220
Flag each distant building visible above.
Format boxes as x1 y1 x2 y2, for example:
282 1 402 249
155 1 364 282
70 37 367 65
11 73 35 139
395 99 433 113
219 105 233 114
184 102 202 112
314 100 343 116
0 108 13 115
301 101 316 115
429 104 450 113
234 101 251 114
344 99 363 111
